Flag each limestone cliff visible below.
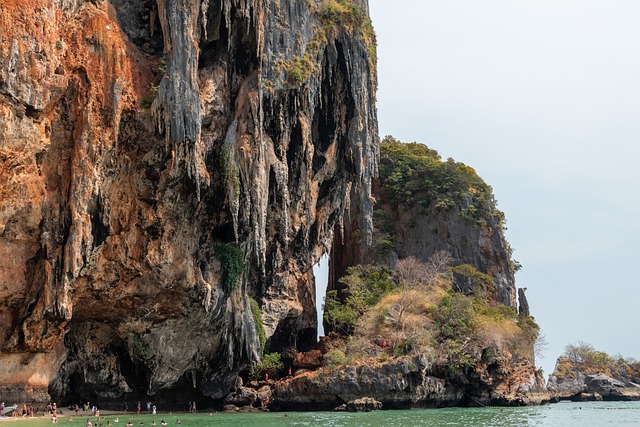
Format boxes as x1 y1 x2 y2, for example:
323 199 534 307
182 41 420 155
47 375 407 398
0 0 377 404
303 136 546 408
331 136 518 312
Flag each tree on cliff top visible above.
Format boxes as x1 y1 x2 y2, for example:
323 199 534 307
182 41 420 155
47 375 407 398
378 135 504 228
563 341 614 366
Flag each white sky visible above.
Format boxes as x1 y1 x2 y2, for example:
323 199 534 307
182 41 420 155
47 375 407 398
368 0 640 375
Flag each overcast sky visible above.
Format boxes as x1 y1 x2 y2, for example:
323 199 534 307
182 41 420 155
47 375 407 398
367 0 640 375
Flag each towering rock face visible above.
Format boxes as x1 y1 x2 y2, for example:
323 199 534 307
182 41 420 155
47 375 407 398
0 0 377 403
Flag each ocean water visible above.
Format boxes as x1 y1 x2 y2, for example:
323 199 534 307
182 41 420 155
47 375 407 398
9 401 640 427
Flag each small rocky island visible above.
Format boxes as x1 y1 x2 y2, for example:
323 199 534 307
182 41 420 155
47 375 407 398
547 342 640 402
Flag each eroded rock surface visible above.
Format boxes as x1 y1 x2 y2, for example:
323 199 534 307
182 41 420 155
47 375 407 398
0 0 377 404
273 350 547 410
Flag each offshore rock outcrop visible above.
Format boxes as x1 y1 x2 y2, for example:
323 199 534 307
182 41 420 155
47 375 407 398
0 0 377 404
548 358 640 401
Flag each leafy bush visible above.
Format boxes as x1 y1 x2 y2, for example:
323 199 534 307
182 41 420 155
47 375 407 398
393 340 414 357
373 210 395 234
445 340 479 377
516 314 541 343
324 348 351 368
323 290 359 333
130 334 152 364
214 243 244 293
285 49 319 83
260 352 284 370
373 239 395 256
324 264 394 335
251 352 284 379
431 291 474 341
450 264 495 294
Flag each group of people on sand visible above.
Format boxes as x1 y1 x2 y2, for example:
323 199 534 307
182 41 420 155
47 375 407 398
1 402 35 417
0 398 190 425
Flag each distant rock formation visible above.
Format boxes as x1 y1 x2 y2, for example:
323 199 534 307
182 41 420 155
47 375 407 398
548 357 640 401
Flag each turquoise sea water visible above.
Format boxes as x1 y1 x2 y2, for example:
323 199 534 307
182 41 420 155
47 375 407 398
7 402 640 427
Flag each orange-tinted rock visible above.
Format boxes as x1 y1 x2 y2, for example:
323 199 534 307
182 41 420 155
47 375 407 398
293 350 323 370
0 0 378 404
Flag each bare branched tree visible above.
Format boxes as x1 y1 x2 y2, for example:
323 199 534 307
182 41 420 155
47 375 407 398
563 341 595 363
393 251 453 333
534 333 549 361
395 256 432 286
425 250 453 278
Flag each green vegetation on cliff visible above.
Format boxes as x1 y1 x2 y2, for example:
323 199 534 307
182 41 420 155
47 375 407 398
324 254 539 372
282 0 377 85
367 136 519 306
378 135 504 227
251 352 284 380
214 243 244 293
450 263 496 298
324 264 394 334
250 298 267 353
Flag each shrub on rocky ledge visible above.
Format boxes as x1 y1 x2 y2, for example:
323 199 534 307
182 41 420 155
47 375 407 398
328 254 539 372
